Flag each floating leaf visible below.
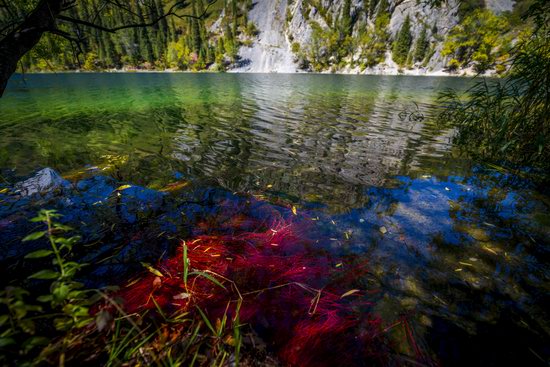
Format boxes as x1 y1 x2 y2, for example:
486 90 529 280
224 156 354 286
291 206 297 215
266 184 273 189
24 249 53 259
379 226 387 234
0 188 8 194
340 289 360 298
459 261 474 267
141 262 164 277
482 246 498 255
115 184 132 191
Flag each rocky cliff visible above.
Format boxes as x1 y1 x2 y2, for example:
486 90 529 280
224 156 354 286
222 0 518 75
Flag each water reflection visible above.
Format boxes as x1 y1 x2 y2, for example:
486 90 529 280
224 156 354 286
1 74 473 211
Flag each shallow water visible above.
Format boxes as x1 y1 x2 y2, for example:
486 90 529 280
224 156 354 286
1 73 549 365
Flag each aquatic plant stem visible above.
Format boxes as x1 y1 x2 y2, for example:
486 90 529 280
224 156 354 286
45 211 66 278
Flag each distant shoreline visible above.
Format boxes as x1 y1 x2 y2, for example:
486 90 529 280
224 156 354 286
15 68 491 78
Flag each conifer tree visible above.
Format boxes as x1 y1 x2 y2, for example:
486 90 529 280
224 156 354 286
342 0 353 37
232 0 238 38
413 26 429 63
392 15 412 66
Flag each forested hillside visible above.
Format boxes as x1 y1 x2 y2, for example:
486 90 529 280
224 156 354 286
0 0 535 75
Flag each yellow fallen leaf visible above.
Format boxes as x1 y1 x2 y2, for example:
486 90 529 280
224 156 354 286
160 181 190 192
291 206 297 215
340 289 360 298
455 268 463 272
126 278 141 287
267 184 273 188
459 261 474 267
141 262 164 277
116 184 132 191
483 246 498 255
224 335 236 346
0 188 8 194
335 263 343 268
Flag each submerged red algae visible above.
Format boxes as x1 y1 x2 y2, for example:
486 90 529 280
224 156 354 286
109 201 429 366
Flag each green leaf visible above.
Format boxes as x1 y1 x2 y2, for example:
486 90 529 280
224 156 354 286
36 295 53 303
53 223 73 231
53 317 71 331
24 250 53 259
0 315 9 327
19 319 35 334
0 337 15 347
189 271 226 290
52 284 70 303
196 306 216 335
22 336 49 353
22 231 46 242
28 270 59 280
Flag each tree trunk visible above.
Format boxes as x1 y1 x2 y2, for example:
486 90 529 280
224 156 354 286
0 0 63 97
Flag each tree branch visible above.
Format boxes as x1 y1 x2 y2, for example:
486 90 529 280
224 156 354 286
57 0 214 33
0 0 64 97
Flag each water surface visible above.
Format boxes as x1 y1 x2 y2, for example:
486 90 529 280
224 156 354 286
1 73 549 365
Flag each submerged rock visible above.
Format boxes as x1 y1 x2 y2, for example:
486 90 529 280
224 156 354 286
15 168 70 196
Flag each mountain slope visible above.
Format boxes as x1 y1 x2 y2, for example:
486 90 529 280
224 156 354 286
221 0 523 75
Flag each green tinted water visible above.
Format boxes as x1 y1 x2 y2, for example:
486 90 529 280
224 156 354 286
1 73 473 208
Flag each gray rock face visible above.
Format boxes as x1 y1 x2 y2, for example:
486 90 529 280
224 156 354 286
231 0 297 73
216 0 513 74
15 168 70 196
485 0 515 14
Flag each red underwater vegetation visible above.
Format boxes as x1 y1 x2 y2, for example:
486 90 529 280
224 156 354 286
110 201 429 366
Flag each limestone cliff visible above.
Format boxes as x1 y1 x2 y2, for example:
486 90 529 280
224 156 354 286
220 0 517 75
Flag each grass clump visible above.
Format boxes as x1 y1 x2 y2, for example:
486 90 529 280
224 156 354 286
437 0 550 177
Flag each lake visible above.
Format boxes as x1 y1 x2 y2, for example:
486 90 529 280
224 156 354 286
1 73 549 366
